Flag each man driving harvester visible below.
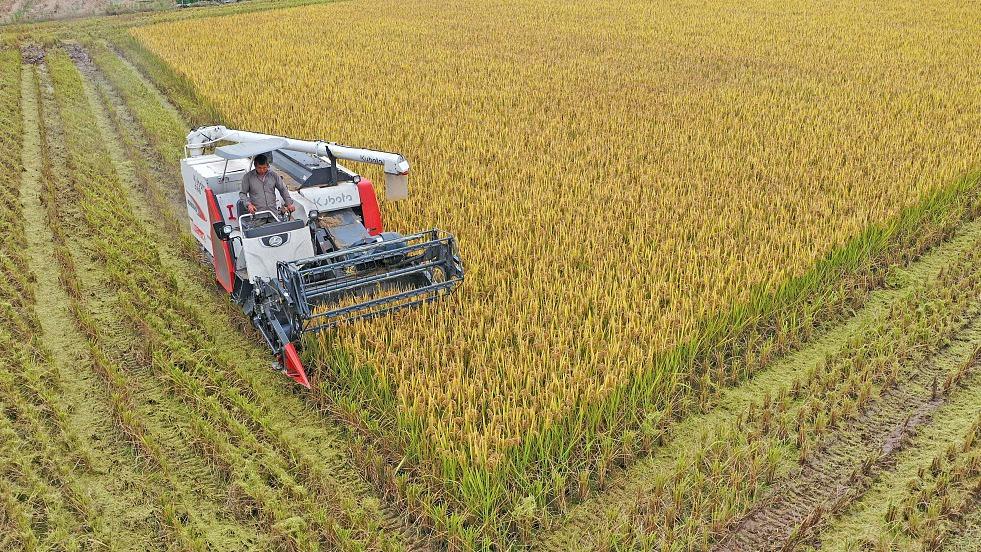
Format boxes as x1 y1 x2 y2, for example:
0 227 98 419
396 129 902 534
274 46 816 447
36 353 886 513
240 153 296 221
182 124 464 388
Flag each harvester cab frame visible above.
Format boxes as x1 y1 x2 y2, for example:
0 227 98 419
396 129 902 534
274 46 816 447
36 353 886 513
182 126 464 387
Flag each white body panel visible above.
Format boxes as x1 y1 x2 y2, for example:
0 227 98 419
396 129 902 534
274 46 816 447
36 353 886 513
238 226 316 281
181 155 251 254
216 190 243 227
294 183 361 212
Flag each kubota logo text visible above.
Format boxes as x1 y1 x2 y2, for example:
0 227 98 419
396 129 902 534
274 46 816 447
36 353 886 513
315 193 355 207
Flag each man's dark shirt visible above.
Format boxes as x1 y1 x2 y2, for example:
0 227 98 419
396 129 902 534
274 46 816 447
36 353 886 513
240 168 293 212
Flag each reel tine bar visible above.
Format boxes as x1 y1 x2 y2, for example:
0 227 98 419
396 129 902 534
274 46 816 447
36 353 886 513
279 229 464 332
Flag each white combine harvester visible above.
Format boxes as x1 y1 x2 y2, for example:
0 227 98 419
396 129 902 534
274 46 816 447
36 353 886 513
182 126 464 387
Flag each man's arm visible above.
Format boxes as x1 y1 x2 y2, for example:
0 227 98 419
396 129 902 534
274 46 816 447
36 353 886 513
239 172 251 205
275 173 294 206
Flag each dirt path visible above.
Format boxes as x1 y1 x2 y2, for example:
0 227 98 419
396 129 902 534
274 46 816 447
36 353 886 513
534 219 981 551
1 0 156 25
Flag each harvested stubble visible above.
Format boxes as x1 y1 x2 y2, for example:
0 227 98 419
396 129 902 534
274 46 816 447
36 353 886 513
831 400 981 551
1 50 111 550
131 0 981 542
0 48 49 551
42 47 401 551
0 51 28 312
888 414 981 549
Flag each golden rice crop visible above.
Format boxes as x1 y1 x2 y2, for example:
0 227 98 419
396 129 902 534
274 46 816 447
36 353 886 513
132 0 981 537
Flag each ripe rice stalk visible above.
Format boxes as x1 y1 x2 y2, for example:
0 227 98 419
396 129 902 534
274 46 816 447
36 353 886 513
131 0 981 540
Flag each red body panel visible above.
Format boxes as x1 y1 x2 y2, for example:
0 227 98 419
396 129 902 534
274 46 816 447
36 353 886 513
205 188 236 293
357 179 383 236
282 343 310 388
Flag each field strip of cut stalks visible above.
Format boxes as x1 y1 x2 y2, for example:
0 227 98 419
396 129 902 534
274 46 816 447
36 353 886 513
1 36 424 551
2 0 981 550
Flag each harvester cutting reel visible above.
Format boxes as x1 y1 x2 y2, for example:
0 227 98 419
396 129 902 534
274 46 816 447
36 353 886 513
181 125 464 387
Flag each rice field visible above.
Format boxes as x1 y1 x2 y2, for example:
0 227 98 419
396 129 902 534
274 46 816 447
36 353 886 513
129 0 981 542
0 0 980 549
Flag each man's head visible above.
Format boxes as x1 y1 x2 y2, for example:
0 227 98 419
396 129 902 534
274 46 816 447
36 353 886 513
254 153 269 176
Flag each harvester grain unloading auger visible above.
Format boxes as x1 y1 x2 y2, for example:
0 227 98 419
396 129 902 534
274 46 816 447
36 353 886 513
181 126 464 387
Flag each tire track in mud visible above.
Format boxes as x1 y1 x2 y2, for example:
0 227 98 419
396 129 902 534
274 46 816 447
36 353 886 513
71 41 430 550
534 219 981 551
813 368 981 551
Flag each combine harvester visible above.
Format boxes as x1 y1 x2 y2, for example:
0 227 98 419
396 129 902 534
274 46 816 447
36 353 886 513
181 126 464 387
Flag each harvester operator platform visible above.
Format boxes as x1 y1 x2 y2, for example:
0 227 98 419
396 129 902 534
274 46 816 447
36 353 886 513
240 153 296 221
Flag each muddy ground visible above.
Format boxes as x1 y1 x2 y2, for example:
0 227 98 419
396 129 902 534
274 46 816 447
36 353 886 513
2 0 168 24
